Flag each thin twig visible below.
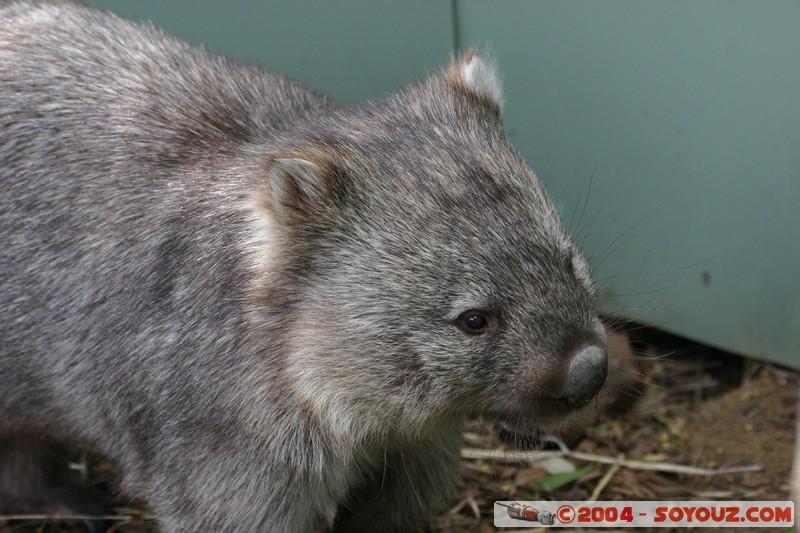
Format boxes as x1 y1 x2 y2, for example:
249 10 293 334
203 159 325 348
0 513 154 521
460 447 761 476
588 453 624 501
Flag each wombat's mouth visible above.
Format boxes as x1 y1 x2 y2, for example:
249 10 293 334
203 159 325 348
488 397 600 437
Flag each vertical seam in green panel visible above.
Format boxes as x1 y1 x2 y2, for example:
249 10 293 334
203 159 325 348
450 0 461 53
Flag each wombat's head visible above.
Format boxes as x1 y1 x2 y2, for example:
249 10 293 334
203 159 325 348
249 53 607 440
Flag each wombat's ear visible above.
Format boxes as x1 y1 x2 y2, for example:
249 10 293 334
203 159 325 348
447 50 503 113
265 156 330 224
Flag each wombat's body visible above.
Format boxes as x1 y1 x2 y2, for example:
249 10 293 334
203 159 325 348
0 2 607 531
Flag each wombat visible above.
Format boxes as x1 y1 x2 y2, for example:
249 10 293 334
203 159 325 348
0 1 608 531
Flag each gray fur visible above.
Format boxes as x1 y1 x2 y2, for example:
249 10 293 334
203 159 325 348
0 2 606 531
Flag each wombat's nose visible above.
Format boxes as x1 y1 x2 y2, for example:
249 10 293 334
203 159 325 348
556 345 607 409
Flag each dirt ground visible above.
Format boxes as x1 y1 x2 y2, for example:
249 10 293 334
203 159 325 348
1 325 796 532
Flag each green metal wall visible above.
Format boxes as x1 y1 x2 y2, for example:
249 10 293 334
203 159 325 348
84 1 800 368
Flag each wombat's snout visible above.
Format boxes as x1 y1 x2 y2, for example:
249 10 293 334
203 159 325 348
553 345 608 410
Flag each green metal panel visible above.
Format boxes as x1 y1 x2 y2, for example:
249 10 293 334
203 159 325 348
457 1 800 367
84 1 454 104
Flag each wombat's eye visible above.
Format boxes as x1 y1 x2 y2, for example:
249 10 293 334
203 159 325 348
456 310 492 335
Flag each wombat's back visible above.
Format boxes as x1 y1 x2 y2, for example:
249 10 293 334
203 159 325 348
0 1 329 162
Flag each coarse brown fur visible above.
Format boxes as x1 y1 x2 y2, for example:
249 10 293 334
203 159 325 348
0 1 607 531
